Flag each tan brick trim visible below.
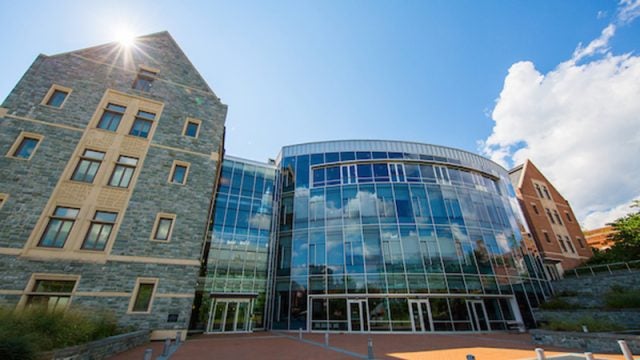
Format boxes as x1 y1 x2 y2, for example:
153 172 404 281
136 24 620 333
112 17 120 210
155 293 194 299
0 247 22 255
75 291 131 297
3 113 84 132
106 255 199 266
0 290 23 295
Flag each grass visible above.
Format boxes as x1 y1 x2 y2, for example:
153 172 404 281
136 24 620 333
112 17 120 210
540 317 625 332
0 306 122 360
604 286 640 309
539 298 574 310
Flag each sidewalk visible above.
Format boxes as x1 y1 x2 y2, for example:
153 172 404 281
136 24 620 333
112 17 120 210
112 331 631 360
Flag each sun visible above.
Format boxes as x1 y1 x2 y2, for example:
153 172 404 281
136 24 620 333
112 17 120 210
115 28 136 47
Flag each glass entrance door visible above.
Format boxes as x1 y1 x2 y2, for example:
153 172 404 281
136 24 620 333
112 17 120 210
207 298 253 333
409 300 433 332
467 300 490 331
348 300 369 332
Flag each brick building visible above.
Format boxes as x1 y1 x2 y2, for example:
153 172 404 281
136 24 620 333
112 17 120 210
509 160 592 280
0 32 226 339
584 225 616 251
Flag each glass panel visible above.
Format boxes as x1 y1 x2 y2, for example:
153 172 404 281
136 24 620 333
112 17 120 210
225 302 237 331
132 283 155 312
236 302 248 331
210 302 225 332
172 165 187 184
155 218 173 240
47 90 68 107
14 138 39 158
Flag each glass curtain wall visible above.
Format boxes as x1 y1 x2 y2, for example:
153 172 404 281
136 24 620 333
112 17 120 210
203 157 276 331
271 142 549 332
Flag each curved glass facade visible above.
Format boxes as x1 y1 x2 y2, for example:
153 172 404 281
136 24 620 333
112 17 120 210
269 140 549 332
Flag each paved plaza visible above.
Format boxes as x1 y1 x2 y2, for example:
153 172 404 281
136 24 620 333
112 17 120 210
113 332 632 360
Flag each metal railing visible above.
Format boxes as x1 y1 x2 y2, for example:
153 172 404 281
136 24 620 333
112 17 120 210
564 259 640 278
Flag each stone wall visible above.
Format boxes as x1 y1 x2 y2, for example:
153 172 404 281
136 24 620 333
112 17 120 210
38 330 150 360
551 270 640 308
531 329 640 354
533 309 640 330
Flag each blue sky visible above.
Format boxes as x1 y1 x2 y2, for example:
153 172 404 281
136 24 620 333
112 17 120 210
1 0 639 227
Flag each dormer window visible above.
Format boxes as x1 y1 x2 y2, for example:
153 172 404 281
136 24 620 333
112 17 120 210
133 68 157 92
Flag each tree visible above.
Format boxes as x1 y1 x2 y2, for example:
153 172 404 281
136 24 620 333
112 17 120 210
587 200 640 264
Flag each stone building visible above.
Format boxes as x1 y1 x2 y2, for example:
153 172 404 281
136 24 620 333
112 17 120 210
509 160 592 280
0 32 226 339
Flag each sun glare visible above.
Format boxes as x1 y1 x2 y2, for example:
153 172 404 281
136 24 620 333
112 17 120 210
115 29 136 47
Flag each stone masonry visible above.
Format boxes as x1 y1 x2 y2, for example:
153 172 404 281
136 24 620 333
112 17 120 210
0 31 226 336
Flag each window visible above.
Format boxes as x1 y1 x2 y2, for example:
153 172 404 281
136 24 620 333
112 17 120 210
82 211 117 250
389 163 406 182
341 164 357 184
577 237 585 248
42 84 71 108
109 156 138 188
565 236 575 253
38 207 80 248
129 110 155 138
546 208 556 224
132 68 157 92
8 133 43 160
565 212 573 222
534 184 544 198
433 165 450 184
553 210 563 225
25 278 77 311
183 118 201 138
543 186 551 200
97 103 126 131
542 231 551 243
129 279 157 313
152 213 175 241
557 235 568 252
71 149 105 183
169 161 189 185
531 203 539 215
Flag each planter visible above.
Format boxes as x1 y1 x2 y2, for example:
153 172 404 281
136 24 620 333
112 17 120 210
39 330 150 360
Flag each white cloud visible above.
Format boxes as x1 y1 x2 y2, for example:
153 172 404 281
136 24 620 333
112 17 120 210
482 8 640 230
618 0 640 24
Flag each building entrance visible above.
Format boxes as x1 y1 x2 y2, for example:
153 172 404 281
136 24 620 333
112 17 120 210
207 298 253 333
409 300 433 332
347 299 369 332
467 300 490 331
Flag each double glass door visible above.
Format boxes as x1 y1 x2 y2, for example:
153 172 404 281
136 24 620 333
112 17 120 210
467 300 490 331
208 298 252 333
409 300 433 332
348 300 369 332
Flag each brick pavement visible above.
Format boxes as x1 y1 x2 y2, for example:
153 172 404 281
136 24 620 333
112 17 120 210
111 331 632 360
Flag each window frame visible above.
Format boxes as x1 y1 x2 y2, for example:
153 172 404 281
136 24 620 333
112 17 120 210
127 277 158 314
41 84 72 109
37 206 80 248
168 160 190 185
108 155 139 188
96 103 127 132
81 210 118 251
7 132 44 160
151 212 176 242
0 193 7 209
182 117 202 138
128 110 156 139
132 67 158 92
19 273 80 311
70 149 106 183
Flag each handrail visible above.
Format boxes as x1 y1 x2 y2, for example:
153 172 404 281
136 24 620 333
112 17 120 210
565 259 640 278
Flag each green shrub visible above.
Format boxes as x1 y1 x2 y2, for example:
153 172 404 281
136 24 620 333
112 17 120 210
604 287 640 309
0 306 121 359
539 298 574 310
540 317 625 332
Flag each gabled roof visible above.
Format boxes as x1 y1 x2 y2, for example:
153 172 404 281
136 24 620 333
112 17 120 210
45 31 220 99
